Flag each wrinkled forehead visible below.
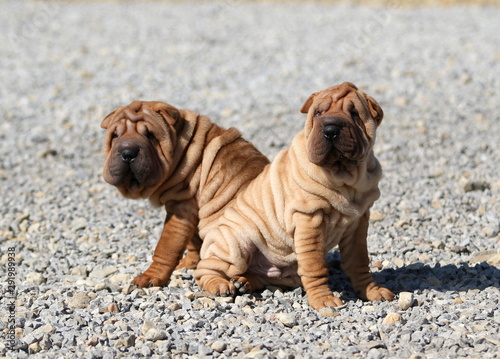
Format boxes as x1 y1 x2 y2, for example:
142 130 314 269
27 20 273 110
109 105 160 126
104 104 171 136
315 89 360 114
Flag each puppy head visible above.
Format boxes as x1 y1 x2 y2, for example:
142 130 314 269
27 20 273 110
300 82 383 167
101 101 183 199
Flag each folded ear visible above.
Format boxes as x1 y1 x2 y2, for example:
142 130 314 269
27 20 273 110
101 110 115 129
300 92 318 114
153 102 182 126
364 94 384 125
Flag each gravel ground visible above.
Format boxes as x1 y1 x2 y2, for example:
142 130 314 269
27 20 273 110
1 1 499 358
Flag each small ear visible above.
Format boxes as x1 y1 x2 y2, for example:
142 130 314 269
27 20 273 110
101 110 115 129
300 92 317 114
153 102 182 126
365 94 384 125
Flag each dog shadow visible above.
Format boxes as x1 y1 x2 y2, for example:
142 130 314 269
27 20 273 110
326 251 500 300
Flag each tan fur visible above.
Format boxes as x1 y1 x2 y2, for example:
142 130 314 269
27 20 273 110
194 83 394 310
101 101 268 287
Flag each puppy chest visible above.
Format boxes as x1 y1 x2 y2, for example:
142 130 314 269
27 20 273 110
323 213 356 250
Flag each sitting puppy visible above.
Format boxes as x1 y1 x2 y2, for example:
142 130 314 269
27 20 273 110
101 101 269 287
194 83 394 310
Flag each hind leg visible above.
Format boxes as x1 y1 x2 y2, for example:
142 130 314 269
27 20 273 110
194 225 256 296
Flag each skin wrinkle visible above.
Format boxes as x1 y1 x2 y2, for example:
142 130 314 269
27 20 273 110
195 83 394 310
101 101 269 288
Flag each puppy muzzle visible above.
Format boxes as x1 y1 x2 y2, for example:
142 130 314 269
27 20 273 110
321 116 348 142
119 146 140 164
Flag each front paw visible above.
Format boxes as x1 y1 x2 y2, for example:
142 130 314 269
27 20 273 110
362 282 395 302
131 273 168 288
308 293 345 311
200 276 237 297
230 276 252 294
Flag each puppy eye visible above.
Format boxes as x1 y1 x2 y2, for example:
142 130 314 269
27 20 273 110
350 108 359 118
314 110 322 117
111 133 119 140
146 131 156 143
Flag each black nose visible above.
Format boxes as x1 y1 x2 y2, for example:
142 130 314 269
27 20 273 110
120 147 140 163
323 125 341 140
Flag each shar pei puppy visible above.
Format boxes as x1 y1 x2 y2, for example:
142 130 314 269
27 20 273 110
101 101 269 288
194 82 394 310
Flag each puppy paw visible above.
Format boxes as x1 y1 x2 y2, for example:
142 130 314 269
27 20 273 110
308 293 345 311
363 283 395 302
131 273 167 288
230 276 253 294
201 276 237 297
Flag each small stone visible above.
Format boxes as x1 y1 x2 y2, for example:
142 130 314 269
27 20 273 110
197 297 216 309
431 199 442 208
245 350 267 358
214 296 234 304
122 283 136 295
462 180 490 192
67 292 92 309
89 266 119 279
144 329 166 342
482 226 498 238
167 302 182 311
74 279 97 287
362 305 376 313
184 291 196 300
94 282 108 291
235 296 251 306
86 335 99 346
276 313 297 327
382 313 402 324
394 220 408 228
470 251 500 266
211 340 226 353
398 292 415 311
109 273 133 283
39 335 52 350
108 302 119 313
25 272 46 285
393 258 405 268
318 307 340 318
168 278 184 288
28 341 41 353
114 335 136 348
70 266 87 276
370 211 385 221
36 324 54 336
141 321 157 336
72 217 88 230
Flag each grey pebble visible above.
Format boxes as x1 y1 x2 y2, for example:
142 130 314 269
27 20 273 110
398 292 415 311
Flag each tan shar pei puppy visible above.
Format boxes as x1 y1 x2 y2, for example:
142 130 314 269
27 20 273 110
101 101 269 287
194 82 394 310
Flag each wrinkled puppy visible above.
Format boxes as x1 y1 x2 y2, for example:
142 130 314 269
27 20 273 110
102 101 269 287
194 83 394 310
